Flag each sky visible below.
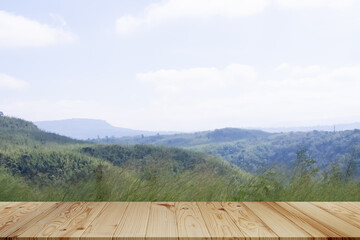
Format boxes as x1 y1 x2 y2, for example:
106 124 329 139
1 0 360 131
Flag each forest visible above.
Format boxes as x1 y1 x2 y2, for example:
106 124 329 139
1 116 360 201
94 127 360 174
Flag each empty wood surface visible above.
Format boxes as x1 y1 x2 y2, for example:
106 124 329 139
176 202 210 240
146 202 178 240
0 202 360 239
114 202 150 240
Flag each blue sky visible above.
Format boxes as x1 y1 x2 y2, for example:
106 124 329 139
1 0 360 131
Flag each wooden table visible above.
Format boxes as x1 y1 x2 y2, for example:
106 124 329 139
1 202 360 239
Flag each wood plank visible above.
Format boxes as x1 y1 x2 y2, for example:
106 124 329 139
243 202 312 239
222 202 278 239
113 202 151 240
0 202 32 230
1 202 360 240
339 202 360 214
0 202 24 220
271 202 340 239
82 202 128 240
146 202 178 240
48 202 107 239
288 202 360 237
0 202 57 238
17 202 84 240
175 202 210 240
197 202 244 239
8 202 63 239
311 202 360 228
0 202 14 212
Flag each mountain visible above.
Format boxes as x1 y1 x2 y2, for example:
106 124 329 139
2 116 360 201
94 126 360 174
195 129 360 173
261 122 360 133
0 116 250 201
0 116 81 148
35 118 177 140
97 127 271 146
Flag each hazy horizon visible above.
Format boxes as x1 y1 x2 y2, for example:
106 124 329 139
32 116 360 133
1 0 360 131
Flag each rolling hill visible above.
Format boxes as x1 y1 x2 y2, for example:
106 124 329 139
0 116 250 201
261 122 360 133
35 119 177 140
2 116 360 201
99 127 271 146
94 127 360 174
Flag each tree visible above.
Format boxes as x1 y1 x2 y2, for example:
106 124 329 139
290 147 318 187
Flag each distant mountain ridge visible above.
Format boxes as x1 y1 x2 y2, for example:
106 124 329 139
261 122 360 133
93 127 271 147
92 124 360 174
35 118 177 140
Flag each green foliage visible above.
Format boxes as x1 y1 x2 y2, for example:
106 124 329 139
194 130 360 173
1 116 360 201
0 116 82 150
96 128 270 147
0 167 39 201
92 126 360 174
0 149 96 187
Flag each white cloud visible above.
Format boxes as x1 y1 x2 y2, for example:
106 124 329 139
275 62 291 71
116 0 359 35
3 64 360 131
116 0 269 35
116 15 144 35
274 0 357 9
1 99 113 122
132 63 360 130
137 64 257 93
0 73 29 90
0 10 75 48
276 63 326 76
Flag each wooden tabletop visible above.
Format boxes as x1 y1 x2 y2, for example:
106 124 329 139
1 202 360 239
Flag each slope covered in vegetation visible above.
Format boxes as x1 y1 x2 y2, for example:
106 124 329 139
95 126 360 174
0 116 249 201
97 128 270 147
1 116 360 201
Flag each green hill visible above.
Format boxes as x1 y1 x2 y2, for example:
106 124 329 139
0 116 250 201
97 127 270 146
193 130 360 173
94 125 360 174
1 116 360 201
0 116 82 149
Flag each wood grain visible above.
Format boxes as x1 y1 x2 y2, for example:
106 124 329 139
311 202 360 229
9 202 62 239
48 202 106 239
337 202 360 213
1 202 360 239
0 202 57 237
289 202 360 237
146 202 178 240
114 202 151 240
222 202 278 239
269 202 340 239
197 202 244 239
0 202 24 221
244 202 312 239
16 202 71 240
0 202 17 212
18 202 86 239
175 202 210 240
81 202 128 240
